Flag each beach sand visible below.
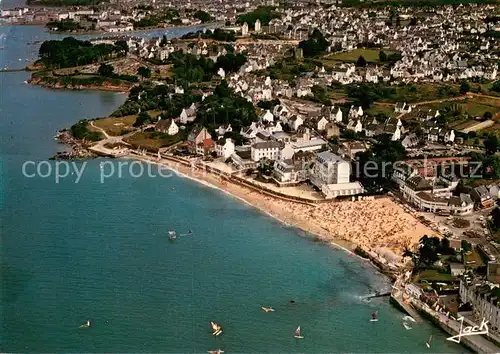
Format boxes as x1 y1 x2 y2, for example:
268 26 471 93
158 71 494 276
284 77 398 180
127 153 437 264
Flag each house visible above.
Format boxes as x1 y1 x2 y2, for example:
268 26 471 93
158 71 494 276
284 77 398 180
273 159 308 185
471 186 493 208
155 118 179 135
347 119 362 133
216 124 232 137
288 115 303 131
395 102 412 114
231 147 258 169
188 126 212 154
401 133 420 149
324 122 340 139
196 138 215 156
215 138 235 159
261 109 274 122
250 141 283 161
179 104 197 124
315 116 329 131
450 263 466 277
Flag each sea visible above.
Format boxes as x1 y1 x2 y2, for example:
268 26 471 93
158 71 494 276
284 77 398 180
0 17 470 353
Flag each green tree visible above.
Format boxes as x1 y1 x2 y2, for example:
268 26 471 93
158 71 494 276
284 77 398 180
133 111 152 127
461 240 472 252
484 111 493 120
137 66 152 79
193 10 213 23
298 29 329 57
114 40 129 54
491 80 500 93
459 80 470 94
378 50 387 62
356 55 367 67
98 63 114 77
484 134 499 155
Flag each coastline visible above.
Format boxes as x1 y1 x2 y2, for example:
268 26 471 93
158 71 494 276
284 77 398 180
117 150 435 275
127 154 360 254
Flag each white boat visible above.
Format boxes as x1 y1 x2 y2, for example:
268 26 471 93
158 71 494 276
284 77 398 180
79 320 91 328
211 321 223 336
370 311 378 322
207 350 224 354
294 326 304 339
402 315 416 323
261 306 274 312
425 335 433 348
403 322 412 330
168 230 176 240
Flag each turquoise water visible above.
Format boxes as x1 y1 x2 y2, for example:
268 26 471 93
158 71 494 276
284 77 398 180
0 25 470 353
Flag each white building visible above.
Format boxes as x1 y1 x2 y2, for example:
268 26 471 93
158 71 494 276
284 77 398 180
241 22 249 36
312 151 350 185
155 118 179 135
250 141 283 161
215 138 235 159
254 19 261 33
460 275 500 334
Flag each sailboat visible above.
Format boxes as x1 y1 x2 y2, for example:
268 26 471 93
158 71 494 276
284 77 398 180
168 230 176 240
294 326 304 339
370 311 378 322
79 320 91 328
211 321 223 336
425 335 433 348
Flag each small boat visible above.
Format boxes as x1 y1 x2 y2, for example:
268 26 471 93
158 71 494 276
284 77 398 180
402 322 412 330
211 321 223 336
207 350 224 354
370 311 378 322
79 320 91 328
425 335 433 348
402 315 416 323
168 230 176 240
261 306 275 312
294 326 304 339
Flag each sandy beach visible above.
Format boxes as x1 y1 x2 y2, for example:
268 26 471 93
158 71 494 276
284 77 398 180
126 152 438 265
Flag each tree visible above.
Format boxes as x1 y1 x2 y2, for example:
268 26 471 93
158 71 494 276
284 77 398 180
378 50 387 62
133 111 152 127
356 55 367 67
114 40 128 54
193 10 213 23
484 134 498 155
484 111 493 120
298 29 329 57
459 80 470 94
137 66 152 79
491 80 500 93
98 63 114 77
461 240 472 253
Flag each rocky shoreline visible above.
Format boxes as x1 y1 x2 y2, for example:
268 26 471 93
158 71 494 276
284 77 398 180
51 130 98 160
29 76 132 92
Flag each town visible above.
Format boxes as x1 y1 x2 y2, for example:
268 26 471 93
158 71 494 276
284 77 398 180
4 0 500 351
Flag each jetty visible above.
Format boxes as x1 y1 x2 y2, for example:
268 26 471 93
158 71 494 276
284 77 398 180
0 67 27 73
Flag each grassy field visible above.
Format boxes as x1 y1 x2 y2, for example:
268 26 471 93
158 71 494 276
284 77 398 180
320 48 395 66
124 131 184 152
414 269 454 282
94 110 162 136
365 103 396 117
464 248 486 269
